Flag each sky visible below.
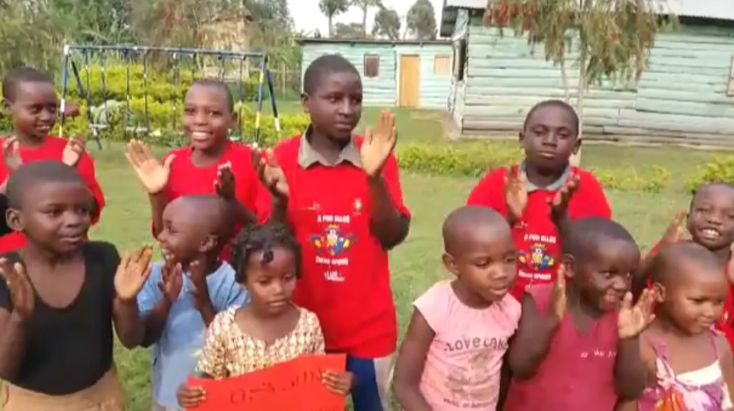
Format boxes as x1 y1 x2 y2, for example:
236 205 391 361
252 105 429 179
287 0 445 36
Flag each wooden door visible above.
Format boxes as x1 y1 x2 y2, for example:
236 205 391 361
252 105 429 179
399 55 420 107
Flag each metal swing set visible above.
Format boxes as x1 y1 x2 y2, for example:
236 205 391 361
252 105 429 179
58 44 281 149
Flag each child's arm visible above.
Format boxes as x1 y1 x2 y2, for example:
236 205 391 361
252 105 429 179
614 291 655 400
0 309 26 380
0 260 33 381
112 246 154 349
393 309 435 411
75 150 106 224
366 153 410 249
149 192 168 238
508 292 563 379
718 335 734 411
138 261 183 347
215 163 256 227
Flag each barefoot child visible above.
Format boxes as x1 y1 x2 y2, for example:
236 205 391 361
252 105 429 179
466 100 611 300
125 79 262 259
0 67 105 253
393 206 521 411
114 195 249 411
619 242 734 411
255 55 410 411
503 217 654 411
176 223 353 409
0 161 151 410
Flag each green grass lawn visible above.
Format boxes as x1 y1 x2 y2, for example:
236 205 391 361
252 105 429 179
3 106 717 410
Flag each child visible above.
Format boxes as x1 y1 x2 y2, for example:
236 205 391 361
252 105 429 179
0 160 151 410
503 216 655 411
0 67 105 254
176 223 353 408
113 195 249 411
619 242 734 411
125 78 262 259
393 206 521 411
466 100 611 300
254 54 411 411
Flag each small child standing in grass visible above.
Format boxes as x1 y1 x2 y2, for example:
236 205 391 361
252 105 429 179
393 206 521 411
176 223 354 409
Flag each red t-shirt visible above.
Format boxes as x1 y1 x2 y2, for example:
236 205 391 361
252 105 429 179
160 141 264 260
503 284 620 411
644 240 734 348
0 136 106 254
467 166 611 300
259 135 410 357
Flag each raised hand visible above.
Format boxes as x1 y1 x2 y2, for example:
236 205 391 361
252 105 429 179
504 165 527 224
618 288 656 339
0 259 34 319
187 260 211 311
62 137 85 167
114 245 153 302
549 264 567 322
255 148 288 198
662 210 687 245
214 162 236 200
2 137 22 172
177 384 206 409
548 175 580 218
125 139 174 195
158 259 183 303
321 370 355 395
360 110 397 177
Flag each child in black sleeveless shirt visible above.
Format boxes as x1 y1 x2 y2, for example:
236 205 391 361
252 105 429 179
0 160 151 411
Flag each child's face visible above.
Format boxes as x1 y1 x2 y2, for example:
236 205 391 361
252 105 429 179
183 84 234 152
687 185 734 251
302 71 362 142
157 200 212 263
520 106 579 172
572 239 640 312
8 181 93 254
444 226 517 304
244 247 298 315
3 81 58 140
659 259 727 334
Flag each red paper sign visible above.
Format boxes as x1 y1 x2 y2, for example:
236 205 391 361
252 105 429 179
187 354 346 411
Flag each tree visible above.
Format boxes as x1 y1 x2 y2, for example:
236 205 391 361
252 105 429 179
351 0 382 37
319 0 350 38
406 0 437 40
373 7 401 40
484 0 674 165
334 22 365 39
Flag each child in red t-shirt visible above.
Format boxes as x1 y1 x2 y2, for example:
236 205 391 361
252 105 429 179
0 67 105 253
125 79 262 261
503 217 654 411
467 100 611 299
637 183 734 348
254 54 411 411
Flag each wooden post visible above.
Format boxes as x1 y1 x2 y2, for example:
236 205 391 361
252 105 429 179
281 63 287 100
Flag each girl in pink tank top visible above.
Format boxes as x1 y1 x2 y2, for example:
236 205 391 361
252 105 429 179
617 242 734 411
503 217 655 411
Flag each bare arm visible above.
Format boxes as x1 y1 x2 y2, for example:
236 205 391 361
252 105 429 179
393 309 435 411
149 192 167 238
268 196 289 226
112 298 145 349
0 309 27 381
140 299 174 347
367 175 409 249
508 294 560 379
614 336 647 400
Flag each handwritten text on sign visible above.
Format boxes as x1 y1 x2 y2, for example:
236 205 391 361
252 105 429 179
188 354 346 411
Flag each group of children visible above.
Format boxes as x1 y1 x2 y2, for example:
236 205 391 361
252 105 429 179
0 53 731 411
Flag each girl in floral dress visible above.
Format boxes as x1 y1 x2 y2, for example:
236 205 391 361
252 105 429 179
176 223 354 408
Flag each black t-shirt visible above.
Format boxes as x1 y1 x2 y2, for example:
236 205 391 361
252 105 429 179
0 241 120 395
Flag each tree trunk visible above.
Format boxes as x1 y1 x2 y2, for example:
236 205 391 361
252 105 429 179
570 46 587 167
362 5 368 37
328 15 333 37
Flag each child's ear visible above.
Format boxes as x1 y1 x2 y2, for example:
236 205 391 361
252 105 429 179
561 253 575 278
572 138 582 154
651 283 665 302
1 98 11 113
230 111 239 131
300 93 310 114
199 234 218 253
6 208 22 233
518 131 524 143
442 252 460 277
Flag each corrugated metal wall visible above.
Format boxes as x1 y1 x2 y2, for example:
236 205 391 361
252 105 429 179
301 42 453 109
456 18 734 146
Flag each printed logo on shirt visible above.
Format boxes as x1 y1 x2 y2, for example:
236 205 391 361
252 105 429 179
518 241 555 272
580 349 616 359
309 214 355 282
445 336 509 352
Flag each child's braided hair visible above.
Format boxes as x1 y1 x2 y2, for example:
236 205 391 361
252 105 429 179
231 222 301 283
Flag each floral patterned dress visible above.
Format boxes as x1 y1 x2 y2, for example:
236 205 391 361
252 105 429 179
638 330 732 411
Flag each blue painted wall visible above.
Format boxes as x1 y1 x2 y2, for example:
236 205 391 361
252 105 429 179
452 17 734 145
301 41 453 109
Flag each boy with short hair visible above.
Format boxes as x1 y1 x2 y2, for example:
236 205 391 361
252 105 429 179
467 100 611 299
255 54 410 411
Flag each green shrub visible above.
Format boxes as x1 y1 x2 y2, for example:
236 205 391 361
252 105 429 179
686 156 734 192
397 143 671 192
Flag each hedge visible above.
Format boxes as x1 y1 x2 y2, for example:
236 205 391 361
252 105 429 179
686 156 734 191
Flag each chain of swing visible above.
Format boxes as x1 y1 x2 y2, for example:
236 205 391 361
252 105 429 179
59 45 281 150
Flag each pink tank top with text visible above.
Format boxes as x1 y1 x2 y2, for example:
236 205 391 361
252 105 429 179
503 284 620 411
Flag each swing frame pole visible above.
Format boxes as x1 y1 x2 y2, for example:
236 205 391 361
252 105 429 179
64 44 266 59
